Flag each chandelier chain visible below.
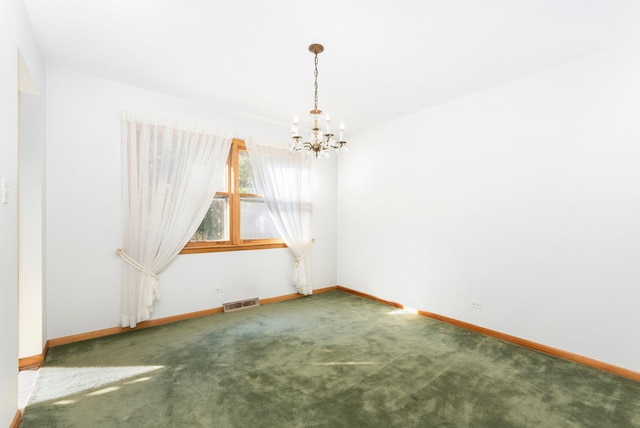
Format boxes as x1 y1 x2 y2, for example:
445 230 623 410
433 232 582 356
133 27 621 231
313 53 319 112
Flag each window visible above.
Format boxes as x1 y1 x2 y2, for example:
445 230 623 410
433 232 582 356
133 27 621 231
181 139 285 253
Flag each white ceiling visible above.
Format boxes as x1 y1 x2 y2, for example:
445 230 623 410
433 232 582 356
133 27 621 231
22 0 640 132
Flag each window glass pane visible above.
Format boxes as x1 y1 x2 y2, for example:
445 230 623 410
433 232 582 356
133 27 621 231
240 197 280 240
238 150 256 194
191 195 229 241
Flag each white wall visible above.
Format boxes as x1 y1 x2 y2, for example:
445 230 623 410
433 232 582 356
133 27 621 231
46 68 337 339
0 1 19 423
18 89 46 359
18 35 47 360
338 40 640 372
1 0 46 424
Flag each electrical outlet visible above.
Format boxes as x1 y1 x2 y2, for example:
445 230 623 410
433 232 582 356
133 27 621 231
215 287 224 294
471 300 483 310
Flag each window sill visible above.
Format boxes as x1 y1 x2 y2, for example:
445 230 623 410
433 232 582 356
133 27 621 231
180 241 287 254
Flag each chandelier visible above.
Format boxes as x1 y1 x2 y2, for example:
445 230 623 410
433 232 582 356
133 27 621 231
290 43 347 158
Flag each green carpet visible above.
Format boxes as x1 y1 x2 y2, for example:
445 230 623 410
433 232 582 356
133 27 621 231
21 291 640 427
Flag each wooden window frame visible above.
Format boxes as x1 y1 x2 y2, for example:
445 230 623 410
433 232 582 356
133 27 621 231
181 138 286 254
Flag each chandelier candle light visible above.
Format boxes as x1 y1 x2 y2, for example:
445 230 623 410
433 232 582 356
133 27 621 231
290 43 347 159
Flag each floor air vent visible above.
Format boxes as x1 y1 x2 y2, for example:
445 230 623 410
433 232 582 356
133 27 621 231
223 297 260 313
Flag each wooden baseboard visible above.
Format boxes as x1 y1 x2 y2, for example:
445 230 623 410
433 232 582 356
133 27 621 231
416 308 640 382
48 307 226 348
313 286 340 294
260 286 338 305
10 409 22 428
336 286 403 309
43 286 339 351
18 341 49 371
337 286 640 383
18 354 44 371
33 285 637 384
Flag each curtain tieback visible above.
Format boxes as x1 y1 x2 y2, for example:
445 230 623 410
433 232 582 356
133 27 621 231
294 238 316 267
115 248 159 280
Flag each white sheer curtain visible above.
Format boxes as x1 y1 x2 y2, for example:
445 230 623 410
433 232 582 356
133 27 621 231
118 112 232 327
246 138 315 295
